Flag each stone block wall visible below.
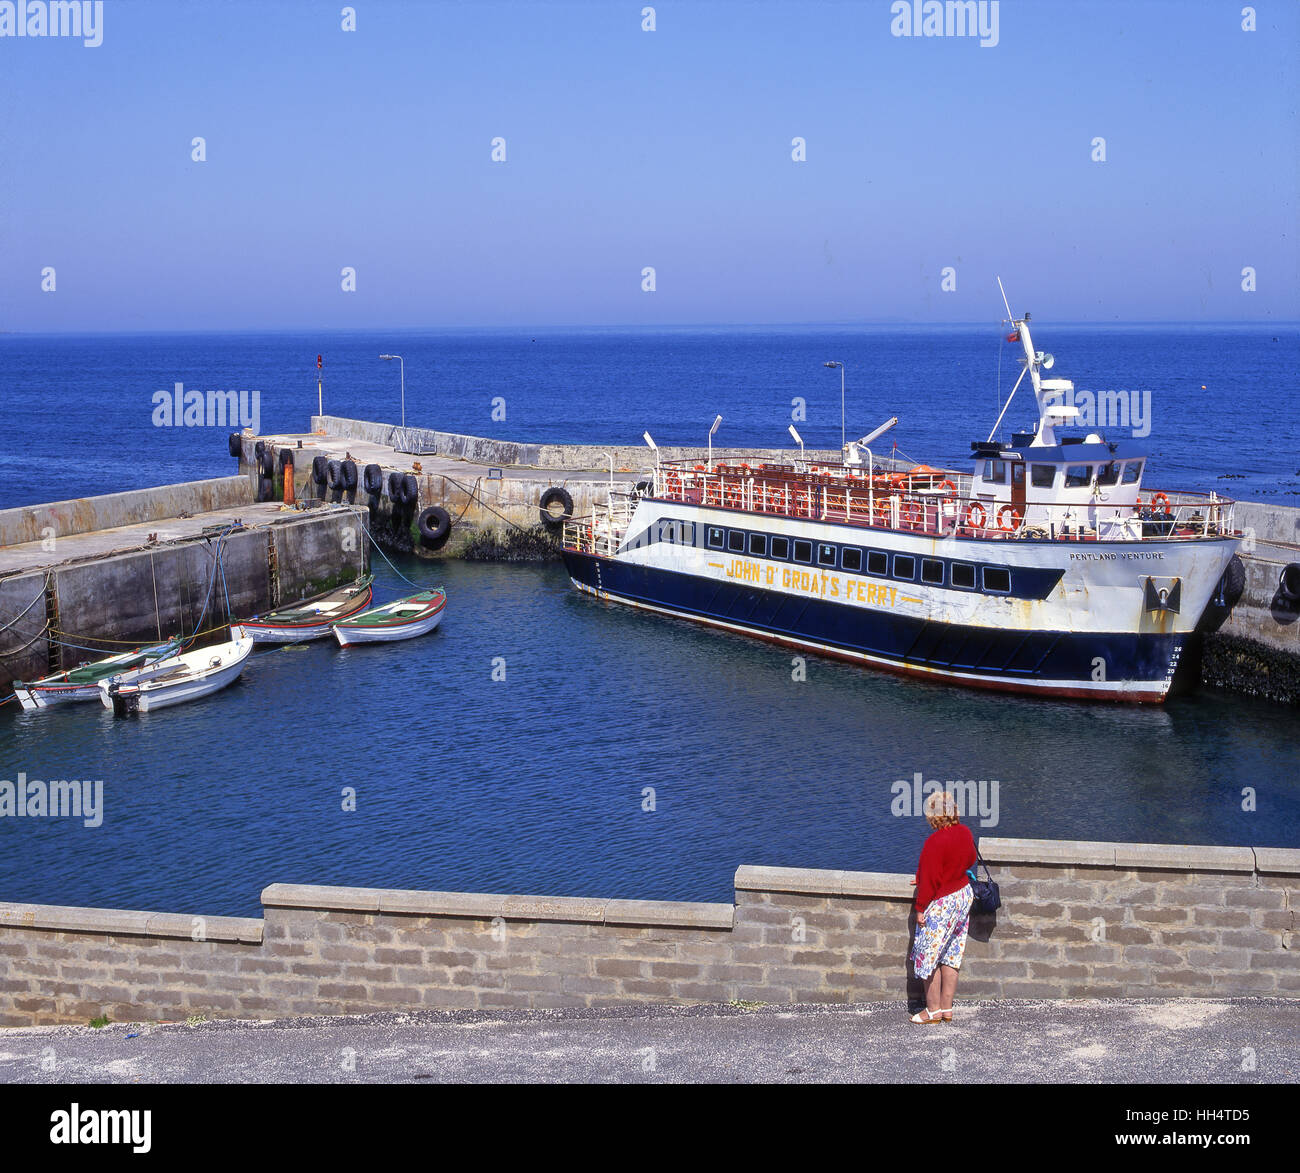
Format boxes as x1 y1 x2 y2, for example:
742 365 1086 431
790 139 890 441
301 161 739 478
0 838 1295 1027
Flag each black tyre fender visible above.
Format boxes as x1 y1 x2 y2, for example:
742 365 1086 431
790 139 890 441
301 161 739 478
278 448 294 472
258 448 275 478
1280 562 1300 603
363 464 384 495
258 475 275 502
417 506 452 550
342 459 358 490
401 473 419 507
326 460 343 490
539 486 574 529
387 471 404 502
228 433 243 459
254 440 267 463
311 455 330 484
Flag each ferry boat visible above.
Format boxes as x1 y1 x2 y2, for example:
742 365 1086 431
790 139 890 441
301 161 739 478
559 303 1243 702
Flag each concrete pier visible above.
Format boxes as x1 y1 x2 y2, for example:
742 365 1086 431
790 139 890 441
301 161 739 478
0 479 367 694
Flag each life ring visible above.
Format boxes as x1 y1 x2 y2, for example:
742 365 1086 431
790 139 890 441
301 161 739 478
966 502 988 530
1152 491 1171 512
539 486 574 529
938 480 956 495
998 505 1023 531
417 505 452 550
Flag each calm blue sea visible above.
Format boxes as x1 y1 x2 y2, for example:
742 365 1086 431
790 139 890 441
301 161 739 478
1 326 1297 917
1 325 1298 509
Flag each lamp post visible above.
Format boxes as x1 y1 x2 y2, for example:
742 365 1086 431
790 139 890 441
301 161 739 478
379 354 405 429
788 423 805 459
824 360 845 452
708 414 722 471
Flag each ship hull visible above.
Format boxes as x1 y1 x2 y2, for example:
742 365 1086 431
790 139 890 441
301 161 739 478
561 534 1232 702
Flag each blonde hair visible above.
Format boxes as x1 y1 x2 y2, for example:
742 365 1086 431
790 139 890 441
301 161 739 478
924 790 960 829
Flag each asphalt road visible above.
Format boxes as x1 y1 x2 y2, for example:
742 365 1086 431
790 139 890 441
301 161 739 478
1 998 1296 1084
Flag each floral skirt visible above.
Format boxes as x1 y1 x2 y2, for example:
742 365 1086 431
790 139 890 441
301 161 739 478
912 884 974 980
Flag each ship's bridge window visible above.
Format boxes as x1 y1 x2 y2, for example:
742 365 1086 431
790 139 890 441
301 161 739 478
727 530 745 553
770 535 790 560
748 533 767 558
951 562 976 589
842 547 863 573
1097 462 1121 487
707 526 725 550
793 539 813 564
818 543 838 567
983 459 1007 484
1122 460 1143 485
867 550 888 576
1031 464 1056 489
982 566 1012 593
921 558 944 585
893 554 916 581
1064 465 1093 489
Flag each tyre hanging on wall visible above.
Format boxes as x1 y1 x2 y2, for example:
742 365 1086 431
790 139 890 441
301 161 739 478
363 464 384 495
326 460 343 490
312 455 329 484
258 447 275 478
539 486 574 530
228 433 243 459
401 473 419 507
258 475 274 502
417 505 452 550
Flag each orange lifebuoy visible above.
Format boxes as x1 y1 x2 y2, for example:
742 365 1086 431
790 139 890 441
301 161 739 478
998 504 1023 531
938 480 956 495
1152 491 1170 511
966 502 988 530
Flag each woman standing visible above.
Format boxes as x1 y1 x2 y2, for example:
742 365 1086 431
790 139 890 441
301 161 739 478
910 790 977 1024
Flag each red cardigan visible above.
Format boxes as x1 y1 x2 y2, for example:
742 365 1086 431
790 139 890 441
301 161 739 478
914 823 977 913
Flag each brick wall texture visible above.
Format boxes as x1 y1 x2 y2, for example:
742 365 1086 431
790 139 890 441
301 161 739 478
1 839 1296 1026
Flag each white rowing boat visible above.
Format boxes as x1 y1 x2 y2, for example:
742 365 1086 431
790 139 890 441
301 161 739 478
13 640 181 711
99 630 254 714
332 590 446 646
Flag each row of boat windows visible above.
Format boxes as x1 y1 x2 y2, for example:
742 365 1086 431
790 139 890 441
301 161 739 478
983 459 1143 489
658 521 1014 594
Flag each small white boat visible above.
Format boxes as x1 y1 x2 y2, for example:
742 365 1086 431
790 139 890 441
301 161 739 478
332 590 446 646
13 640 181 711
240 575 375 644
99 630 254 714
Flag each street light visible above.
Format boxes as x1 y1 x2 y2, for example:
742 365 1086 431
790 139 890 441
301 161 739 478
643 430 660 480
824 360 846 452
788 423 805 459
708 414 722 471
379 354 405 429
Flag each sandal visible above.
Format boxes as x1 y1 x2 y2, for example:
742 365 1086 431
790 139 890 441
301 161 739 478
942 1010 953 1023
909 1009 945 1025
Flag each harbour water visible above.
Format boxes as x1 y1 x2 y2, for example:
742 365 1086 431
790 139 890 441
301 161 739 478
1 325 1297 917
1 555 1296 918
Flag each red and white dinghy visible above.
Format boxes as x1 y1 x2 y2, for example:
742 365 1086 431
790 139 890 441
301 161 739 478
240 575 374 643
332 589 446 646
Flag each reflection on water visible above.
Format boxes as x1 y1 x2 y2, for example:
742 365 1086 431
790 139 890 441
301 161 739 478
1 559 1296 917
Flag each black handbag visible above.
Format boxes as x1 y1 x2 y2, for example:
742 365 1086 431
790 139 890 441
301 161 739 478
967 848 1001 915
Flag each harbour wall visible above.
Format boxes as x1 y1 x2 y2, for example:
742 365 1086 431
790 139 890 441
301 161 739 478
0 506 368 693
0 477 253 548
1201 501 1300 703
307 415 846 473
0 838 1295 1026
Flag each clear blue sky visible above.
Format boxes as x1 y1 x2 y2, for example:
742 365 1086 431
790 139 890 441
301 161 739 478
1 0 1295 330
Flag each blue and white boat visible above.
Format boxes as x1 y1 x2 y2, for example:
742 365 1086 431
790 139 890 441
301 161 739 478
560 304 1243 702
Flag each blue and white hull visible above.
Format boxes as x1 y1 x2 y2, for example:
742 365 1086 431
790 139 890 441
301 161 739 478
562 503 1239 702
